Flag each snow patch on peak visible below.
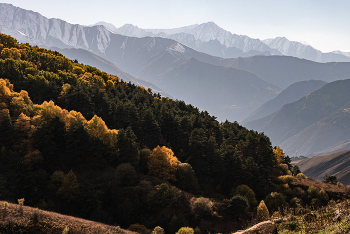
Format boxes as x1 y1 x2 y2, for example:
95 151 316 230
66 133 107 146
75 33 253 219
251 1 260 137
166 43 186 54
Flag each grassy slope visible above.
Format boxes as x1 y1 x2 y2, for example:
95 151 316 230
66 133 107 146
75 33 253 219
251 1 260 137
0 201 136 234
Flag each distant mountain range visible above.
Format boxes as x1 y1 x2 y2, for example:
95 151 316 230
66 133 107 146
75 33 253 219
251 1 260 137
0 3 280 121
97 21 350 63
296 149 350 185
245 79 350 156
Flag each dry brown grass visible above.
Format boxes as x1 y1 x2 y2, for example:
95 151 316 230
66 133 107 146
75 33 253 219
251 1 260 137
291 177 349 199
0 200 137 234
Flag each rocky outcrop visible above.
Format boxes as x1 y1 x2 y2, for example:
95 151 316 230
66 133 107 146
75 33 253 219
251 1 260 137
233 221 277 234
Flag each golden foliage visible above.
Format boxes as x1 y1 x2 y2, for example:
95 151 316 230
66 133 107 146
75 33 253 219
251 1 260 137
257 200 269 221
273 146 285 164
148 146 180 181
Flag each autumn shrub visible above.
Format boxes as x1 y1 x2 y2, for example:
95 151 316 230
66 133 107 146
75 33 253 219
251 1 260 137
278 175 294 183
310 198 322 208
235 184 258 208
257 200 269 221
128 224 151 234
31 208 42 223
62 226 69 234
328 200 336 207
191 197 214 219
318 189 329 204
148 146 180 181
176 227 194 234
307 186 319 199
292 187 305 197
18 198 24 214
227 195 249 218
297 173 307 179
280 164 292 175
152 226 164 234
265 192 287 211
116 163 137 185
194 227 201 234
290 197 303 208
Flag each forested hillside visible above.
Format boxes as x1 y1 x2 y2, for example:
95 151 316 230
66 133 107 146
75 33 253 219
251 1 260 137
0 33 277 232
1 33 346 234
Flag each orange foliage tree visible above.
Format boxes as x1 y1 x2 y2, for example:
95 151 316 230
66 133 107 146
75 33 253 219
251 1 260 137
148 146 180 181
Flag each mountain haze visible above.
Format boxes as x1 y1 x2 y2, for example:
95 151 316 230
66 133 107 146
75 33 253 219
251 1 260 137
241 80 327 124
263 37 350 63
246 79 350 156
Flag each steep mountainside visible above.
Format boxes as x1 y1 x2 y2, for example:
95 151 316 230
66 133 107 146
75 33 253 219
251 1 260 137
241 80 327 124
246 79 350 156
263 37 350 63
156 58 279 121
296 149 350 185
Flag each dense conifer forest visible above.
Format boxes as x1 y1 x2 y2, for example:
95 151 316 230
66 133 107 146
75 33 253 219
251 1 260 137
0 33 346 233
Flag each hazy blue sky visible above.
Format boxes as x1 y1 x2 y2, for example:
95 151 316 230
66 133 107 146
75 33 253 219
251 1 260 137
4 0 350 52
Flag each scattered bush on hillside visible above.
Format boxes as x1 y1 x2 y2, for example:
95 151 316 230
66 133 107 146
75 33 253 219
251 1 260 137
18 198 24 214
296 173 307 179
257 200 269 221
323 175 337 185
328 200 336 207
310 198 322 208
278 175 294 183
292 187 305 198
235 184 258 208
278 164 291 175
307 186 319 199
290 197 303 208
265 192 287 211
191 197 214 219
291 165 301 176
227 195 249 218
128 224 151 234
152 226 164 234
176 227 194 234
318 189 329 204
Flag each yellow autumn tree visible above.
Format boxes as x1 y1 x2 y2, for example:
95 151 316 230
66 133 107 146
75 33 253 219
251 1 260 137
273 146 285 164
148 146 180 181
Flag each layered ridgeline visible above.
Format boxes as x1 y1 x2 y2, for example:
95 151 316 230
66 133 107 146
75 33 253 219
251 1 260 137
0 33 279 233
246 79 350 157
241 80 327 124
111 22 350 63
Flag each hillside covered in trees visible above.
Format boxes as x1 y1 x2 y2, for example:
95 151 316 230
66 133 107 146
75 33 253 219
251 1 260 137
0 33 346 233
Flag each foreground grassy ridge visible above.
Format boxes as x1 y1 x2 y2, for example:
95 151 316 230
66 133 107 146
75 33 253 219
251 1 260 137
0 201 135 234
275 200 350 233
